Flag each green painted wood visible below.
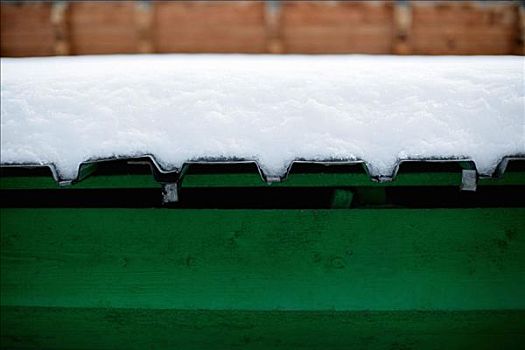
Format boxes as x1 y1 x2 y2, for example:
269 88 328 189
1 208 524 348
1 307 524 349
330 189 354 208
0 175 160 190
1 171 523 190
181 172 463 187
0 176 58 189
355 187 387 205
181 172 525 188
478 173 525 186
1 208 524 311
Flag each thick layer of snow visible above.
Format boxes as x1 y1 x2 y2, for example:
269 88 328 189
1 54 524 180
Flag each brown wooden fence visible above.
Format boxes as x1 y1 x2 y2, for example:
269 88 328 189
1 1 523 57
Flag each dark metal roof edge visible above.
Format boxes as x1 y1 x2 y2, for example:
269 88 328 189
1 154 524 186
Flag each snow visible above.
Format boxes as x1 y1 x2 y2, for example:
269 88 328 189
1 54 524 180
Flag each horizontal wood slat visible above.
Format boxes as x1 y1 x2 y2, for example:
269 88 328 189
1 307 524 349
2 208 524 311
410 2 521 55
1 208 524 348
153 1 267 53
1 1 522 56
1 171 525 190
68 1 140 54
0 2 55 57
280 1 394 54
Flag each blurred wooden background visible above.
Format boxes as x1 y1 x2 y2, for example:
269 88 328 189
1 0 523 57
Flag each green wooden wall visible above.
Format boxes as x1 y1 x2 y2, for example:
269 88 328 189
1 162 524 349
1 208 524 349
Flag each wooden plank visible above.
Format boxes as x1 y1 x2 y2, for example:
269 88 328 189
280 1 394 54
153 1 267 53
1 171 524 190
410 2 520 55
153 169 525 188
1 0 522 56
520 5 525 55
1 208 524 311
1 307 524 349
0 2 55 57
180 172 465 188
68 1 139 54
1 208 524 348
411 2 519 25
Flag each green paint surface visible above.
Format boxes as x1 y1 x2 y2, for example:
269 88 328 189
0 175 160 190
1 171 524 190
1 208 524 311
1 208 524 348
181 172 466 187
2 307 524 350
181 171 525 188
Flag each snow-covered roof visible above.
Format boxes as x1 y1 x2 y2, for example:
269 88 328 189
1 54 523 181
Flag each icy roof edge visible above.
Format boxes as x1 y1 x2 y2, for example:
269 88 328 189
1 155 523 186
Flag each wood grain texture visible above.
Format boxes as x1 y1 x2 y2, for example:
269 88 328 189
1 208 524 311
68 1 140 54
1 307 524 349
410 2 520 54
153 1 267 53
1 208 524 348
2 171 524 190
0 2 55 57
280 1 394 54
1 1 522 56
